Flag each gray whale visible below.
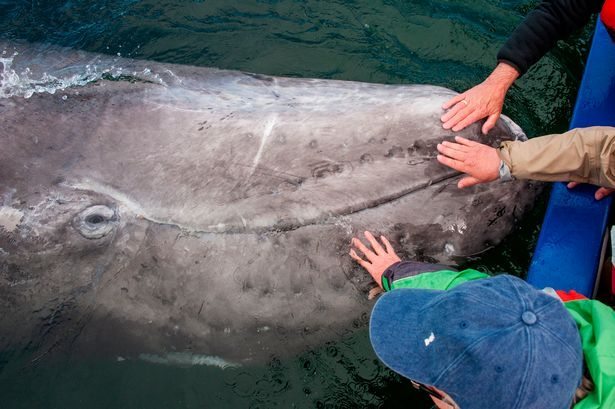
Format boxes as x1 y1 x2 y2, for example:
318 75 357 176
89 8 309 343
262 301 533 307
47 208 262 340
0 41 539 364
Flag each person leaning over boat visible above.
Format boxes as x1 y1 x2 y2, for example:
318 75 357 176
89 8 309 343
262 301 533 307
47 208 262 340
441 0 613 134
438 0 615 200
435 126 615 195
349 231 615 409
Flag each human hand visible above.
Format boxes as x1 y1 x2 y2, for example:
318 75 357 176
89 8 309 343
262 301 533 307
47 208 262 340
436 136 500 188
567 182 615 201
349 231 401 288
440 63 519 134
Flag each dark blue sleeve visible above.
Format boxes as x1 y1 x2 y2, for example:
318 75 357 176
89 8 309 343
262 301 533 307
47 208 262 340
381 261 457 291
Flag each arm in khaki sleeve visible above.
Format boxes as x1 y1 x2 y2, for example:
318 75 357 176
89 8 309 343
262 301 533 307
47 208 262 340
498 126 615 188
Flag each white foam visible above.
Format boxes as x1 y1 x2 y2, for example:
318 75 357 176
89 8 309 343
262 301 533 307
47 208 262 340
0 52 167 99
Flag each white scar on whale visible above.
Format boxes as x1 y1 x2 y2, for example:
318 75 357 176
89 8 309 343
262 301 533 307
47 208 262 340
249 114 278 178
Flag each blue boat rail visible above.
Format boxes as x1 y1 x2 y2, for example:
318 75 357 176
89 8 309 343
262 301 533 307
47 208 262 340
527 19 615 297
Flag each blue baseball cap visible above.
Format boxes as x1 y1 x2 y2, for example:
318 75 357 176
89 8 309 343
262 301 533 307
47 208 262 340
369 274 582 409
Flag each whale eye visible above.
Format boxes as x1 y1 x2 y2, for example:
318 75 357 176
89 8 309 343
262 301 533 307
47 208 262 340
73 205 118 239
86 214 105 225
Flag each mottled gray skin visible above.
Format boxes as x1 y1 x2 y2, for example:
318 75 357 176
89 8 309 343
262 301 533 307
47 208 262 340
0 42 540 364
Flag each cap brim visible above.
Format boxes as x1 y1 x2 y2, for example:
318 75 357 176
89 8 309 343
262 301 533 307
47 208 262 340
369 288 443 382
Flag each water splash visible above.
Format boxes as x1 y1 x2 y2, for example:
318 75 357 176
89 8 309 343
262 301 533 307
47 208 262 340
0 49 167 99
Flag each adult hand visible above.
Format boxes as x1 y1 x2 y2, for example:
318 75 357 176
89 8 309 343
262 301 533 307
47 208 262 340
440 63 519 134
567 182 615 200
349 231 401 288
436 136 500 188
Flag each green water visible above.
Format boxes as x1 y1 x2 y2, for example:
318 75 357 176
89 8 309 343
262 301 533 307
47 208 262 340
0 1 594 407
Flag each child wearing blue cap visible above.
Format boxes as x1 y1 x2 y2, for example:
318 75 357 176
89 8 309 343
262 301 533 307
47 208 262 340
350 231 615 409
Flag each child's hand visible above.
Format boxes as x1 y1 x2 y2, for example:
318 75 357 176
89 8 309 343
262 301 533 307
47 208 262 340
349 231 401 288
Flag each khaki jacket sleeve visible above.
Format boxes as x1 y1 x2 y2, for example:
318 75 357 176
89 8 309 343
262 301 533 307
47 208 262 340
498 127 615 188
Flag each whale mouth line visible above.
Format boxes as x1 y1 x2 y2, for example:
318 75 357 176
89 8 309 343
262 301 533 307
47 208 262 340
63 171 460 235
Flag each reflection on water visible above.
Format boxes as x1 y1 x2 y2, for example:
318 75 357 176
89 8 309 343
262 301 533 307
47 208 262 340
1 330 433 409
0 1 592 408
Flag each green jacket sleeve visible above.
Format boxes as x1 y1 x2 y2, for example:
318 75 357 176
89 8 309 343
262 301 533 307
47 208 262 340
389 269 489 291
566 299 615 409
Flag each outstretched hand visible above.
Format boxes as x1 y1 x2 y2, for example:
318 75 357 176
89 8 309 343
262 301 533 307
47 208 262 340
436 136 500 188
567 182 615 201
440 63 519 134
349 231 401 288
